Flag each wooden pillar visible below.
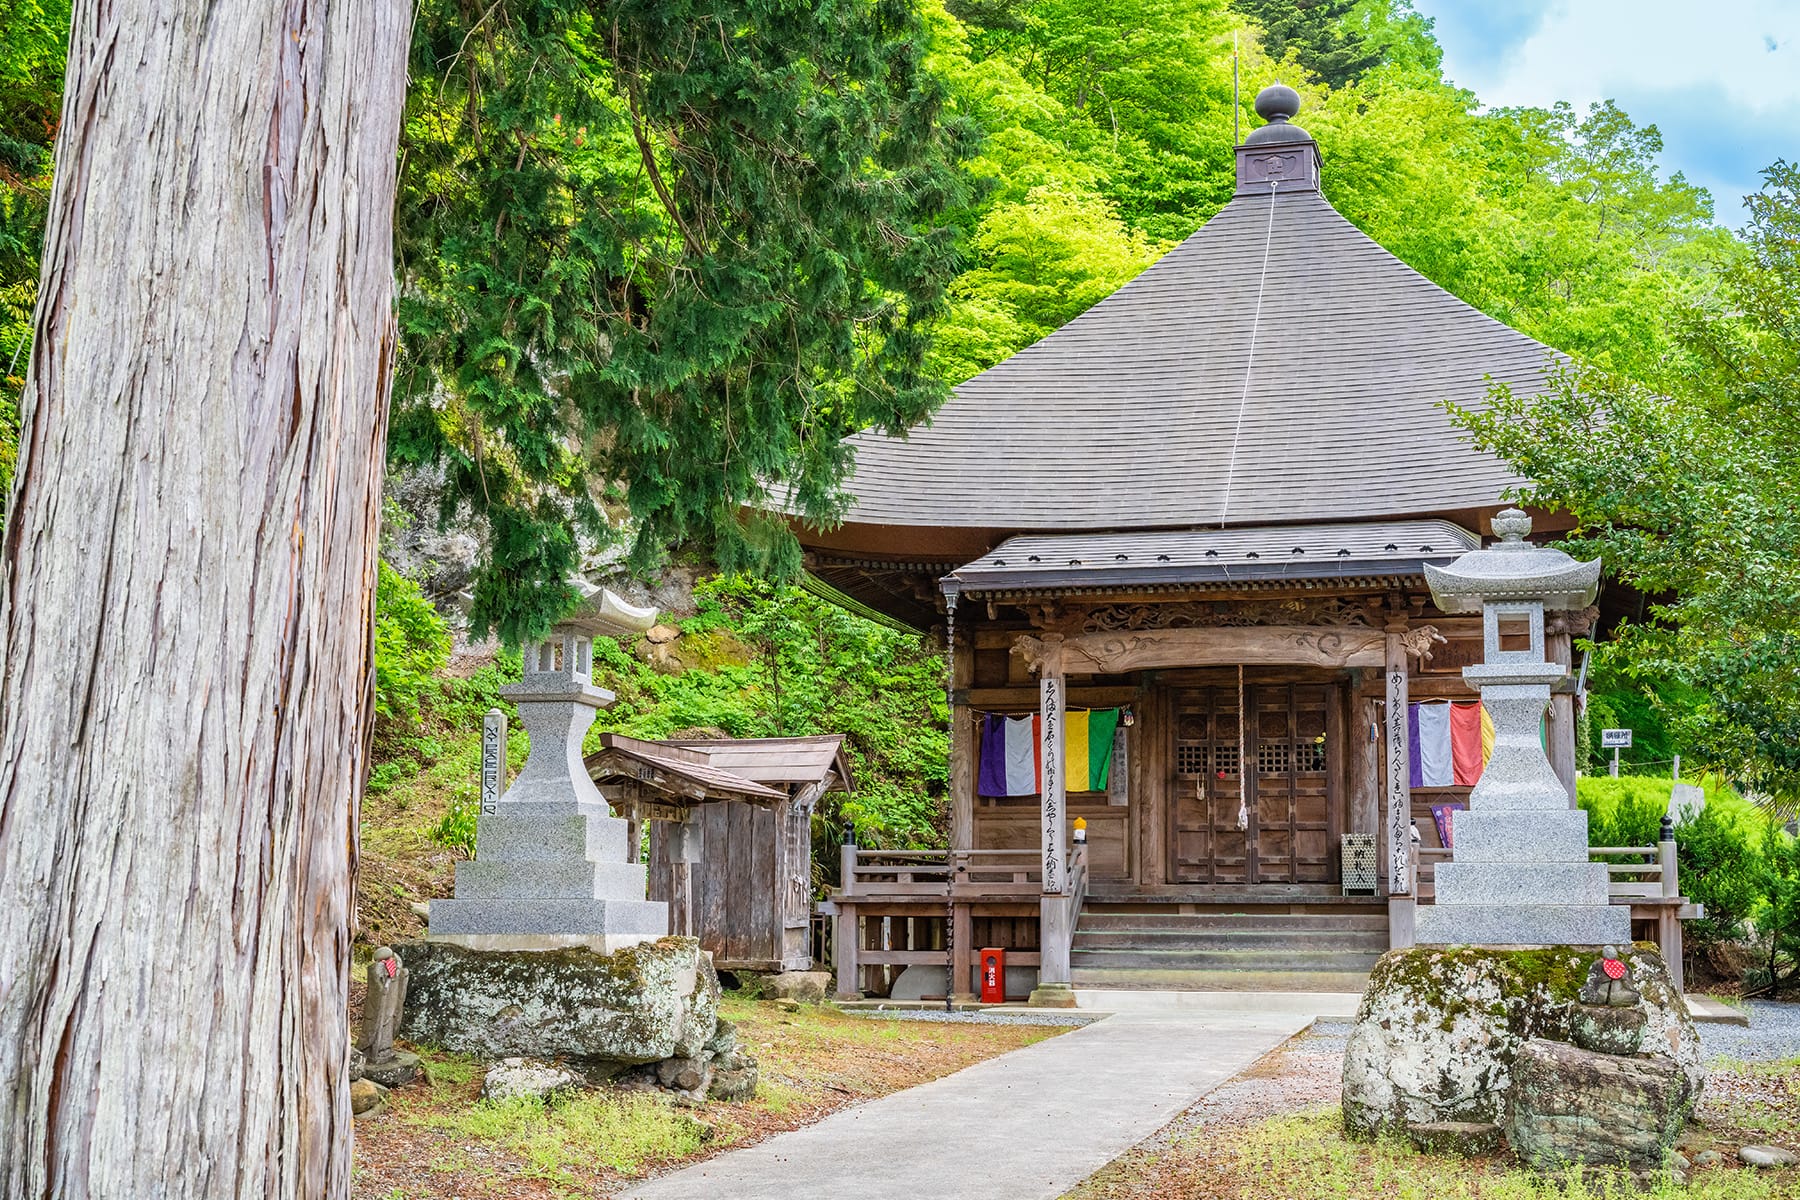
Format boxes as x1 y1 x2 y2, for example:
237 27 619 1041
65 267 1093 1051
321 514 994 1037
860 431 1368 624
950 640 976 852
1038 635 1068 895
1547 624 1578 806
1039 894 1073 985
668 817 702 938
833 903 860 999
1348 680 1380 839
1383 622 1412 895
951 901 974 1000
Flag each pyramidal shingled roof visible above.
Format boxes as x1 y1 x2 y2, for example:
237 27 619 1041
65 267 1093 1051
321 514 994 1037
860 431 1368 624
836 93 1551 534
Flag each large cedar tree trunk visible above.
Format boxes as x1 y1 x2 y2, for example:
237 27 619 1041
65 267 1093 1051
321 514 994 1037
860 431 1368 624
0 3 412 1194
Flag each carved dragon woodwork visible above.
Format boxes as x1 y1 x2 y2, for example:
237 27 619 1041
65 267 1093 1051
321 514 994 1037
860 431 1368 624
1398 625 1447 663
1079 597 1376 633
1014 625 1390 675
1547 605 1601 638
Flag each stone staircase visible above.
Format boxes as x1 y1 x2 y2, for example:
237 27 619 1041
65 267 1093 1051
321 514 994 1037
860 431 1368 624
1069 897 1389 993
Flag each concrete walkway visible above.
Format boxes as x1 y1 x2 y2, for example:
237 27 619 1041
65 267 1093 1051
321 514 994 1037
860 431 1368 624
620 1010 1312 1200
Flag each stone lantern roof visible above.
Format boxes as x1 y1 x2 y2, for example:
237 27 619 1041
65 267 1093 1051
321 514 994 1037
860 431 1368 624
1423 509 1601 612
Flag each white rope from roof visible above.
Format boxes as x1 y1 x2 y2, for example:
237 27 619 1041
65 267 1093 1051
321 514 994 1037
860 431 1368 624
1217 178 1281 528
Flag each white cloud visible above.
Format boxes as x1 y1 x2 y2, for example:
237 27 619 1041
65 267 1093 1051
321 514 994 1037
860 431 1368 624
1414 0 1800 224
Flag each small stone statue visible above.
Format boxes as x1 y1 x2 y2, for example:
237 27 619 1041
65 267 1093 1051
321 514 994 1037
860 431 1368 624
1578 945 1640 1007
360 947 410 1066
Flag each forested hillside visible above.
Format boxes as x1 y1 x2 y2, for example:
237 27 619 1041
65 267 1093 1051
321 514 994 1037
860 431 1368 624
0 0 1772 932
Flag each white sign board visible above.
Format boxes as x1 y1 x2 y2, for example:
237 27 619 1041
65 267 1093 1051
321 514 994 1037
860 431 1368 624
1600 728 1633 749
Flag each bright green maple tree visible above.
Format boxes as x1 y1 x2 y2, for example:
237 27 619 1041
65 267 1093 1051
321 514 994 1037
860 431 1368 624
1456 162 1800 808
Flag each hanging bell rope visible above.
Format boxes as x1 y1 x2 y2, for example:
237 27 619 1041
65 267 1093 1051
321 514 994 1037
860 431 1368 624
1236 664 1249 832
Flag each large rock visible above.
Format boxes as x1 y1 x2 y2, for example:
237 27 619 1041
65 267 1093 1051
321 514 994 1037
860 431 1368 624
1506 1038 1695 1170
1342 944 1702 1138
398 937 720 1068
764 971 834 1004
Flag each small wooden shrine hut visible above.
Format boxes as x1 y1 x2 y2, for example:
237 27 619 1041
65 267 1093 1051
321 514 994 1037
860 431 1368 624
587 734 852 972
800 87 1694 1002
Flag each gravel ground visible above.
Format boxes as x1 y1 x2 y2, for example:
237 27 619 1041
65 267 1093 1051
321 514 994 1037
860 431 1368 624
849 1008 1101 1027
1698 999 1800 1063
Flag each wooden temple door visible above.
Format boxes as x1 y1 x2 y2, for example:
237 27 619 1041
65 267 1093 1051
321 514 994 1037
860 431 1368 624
1170 688 1247 884
1170 683 1342 885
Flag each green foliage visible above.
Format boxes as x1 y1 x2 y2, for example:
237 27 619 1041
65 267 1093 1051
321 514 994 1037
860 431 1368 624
391 0 979 642
590 575 949 851
1575 774 1772 972
413 1090 706 1178
1751 822 1800 995
0 0 68 529
374 562 453 723
1574 775 1671 848
1230 0 1382 88
430 794 479 858
1678 801 1764 960
1456 163 1800 810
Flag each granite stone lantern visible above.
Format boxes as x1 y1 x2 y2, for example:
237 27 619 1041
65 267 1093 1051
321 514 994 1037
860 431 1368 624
1414 508 1629 946
429 585 670 952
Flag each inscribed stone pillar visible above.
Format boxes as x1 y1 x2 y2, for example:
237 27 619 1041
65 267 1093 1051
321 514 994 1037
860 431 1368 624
1038 636 1068 895
480 708 506 818
1383 623 1412 894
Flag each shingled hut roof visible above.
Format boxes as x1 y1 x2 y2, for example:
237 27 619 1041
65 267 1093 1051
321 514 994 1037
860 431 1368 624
828 95 1553 538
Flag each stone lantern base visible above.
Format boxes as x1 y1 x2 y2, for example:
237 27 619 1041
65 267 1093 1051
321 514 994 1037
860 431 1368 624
428 799 667 953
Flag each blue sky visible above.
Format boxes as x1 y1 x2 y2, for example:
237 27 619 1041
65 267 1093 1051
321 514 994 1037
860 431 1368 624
1409 0 1800 227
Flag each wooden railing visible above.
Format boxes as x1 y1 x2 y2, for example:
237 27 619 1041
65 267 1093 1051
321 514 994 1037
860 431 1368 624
1411 839 1680 904
837 846 1045 899
1590 843 1680 900
838 848 950 897
954 849 1044 897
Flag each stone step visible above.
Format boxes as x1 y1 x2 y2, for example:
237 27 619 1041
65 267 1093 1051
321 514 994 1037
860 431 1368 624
452 858 648 901
1434 861 1613 907
1069 966 1374 993
427 896 668 939
1071 928 1389 953
1414 902 1631 946
1451 810 1593 862
1069 947 1385 973
470 801 630 863
1076 911 1389 933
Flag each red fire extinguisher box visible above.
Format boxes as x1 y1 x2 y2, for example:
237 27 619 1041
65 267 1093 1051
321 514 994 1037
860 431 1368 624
979 948 1006 1004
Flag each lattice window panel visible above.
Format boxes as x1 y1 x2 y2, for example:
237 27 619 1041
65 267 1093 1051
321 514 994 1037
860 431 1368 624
1256 742 1291 775
1212 745 1240 778
1175 743 1207 777
1295 741 1328 773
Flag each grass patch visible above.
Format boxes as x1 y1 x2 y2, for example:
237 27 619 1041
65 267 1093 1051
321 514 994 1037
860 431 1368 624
1072 1110 1794 1200
412 1048 480 1090
413 1090 706 1182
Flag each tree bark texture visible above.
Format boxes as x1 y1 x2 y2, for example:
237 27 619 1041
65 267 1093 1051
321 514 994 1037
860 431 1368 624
0 3 411 1196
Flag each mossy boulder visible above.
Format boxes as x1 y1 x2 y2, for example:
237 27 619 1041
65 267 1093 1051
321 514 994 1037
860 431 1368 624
1506 1038 1696 1170
397 937 721 1067
1342 943 1702 1139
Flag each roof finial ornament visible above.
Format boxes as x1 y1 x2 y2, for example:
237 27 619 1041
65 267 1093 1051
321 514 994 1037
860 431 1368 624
1491 507 1533 545
1244 83 1309 147
1255 83 1301 125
